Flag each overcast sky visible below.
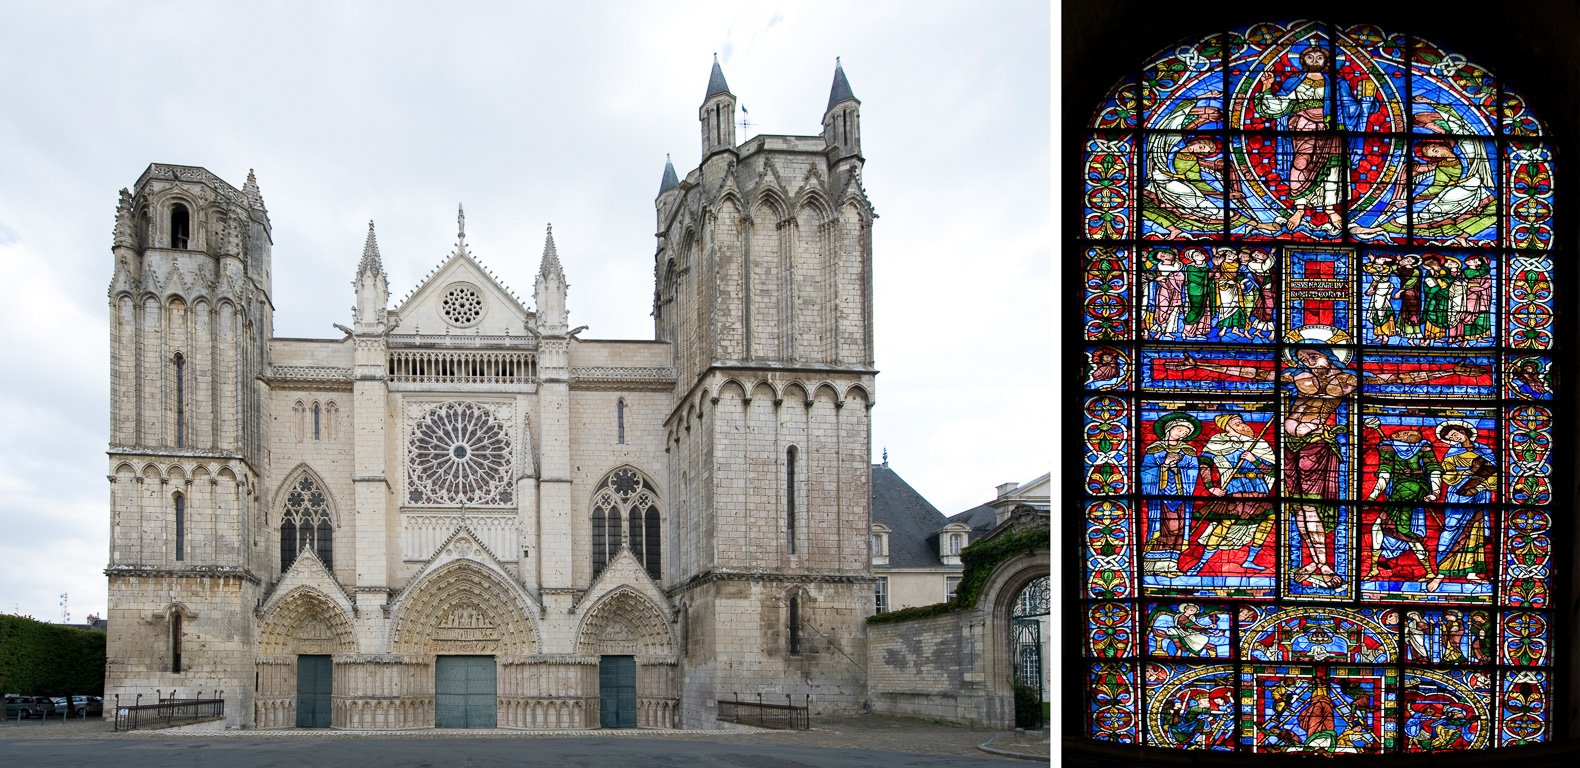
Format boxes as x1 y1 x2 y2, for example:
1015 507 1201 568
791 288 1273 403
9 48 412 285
0 1 1049 623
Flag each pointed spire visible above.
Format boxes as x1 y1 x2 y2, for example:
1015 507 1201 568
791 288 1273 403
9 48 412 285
705 52 731 99
827 56 857 112
538 223 563 280
242 168 266 212
659 154 680 193
358 220 384 277
454 203 468 256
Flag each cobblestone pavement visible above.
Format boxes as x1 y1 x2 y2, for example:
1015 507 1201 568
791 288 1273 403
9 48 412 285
0 712 1041 763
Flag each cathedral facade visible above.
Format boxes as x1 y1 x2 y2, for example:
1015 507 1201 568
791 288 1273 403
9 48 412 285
102 59 877 730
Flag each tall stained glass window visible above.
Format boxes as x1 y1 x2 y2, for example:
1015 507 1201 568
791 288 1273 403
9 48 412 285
1080 21 1556 753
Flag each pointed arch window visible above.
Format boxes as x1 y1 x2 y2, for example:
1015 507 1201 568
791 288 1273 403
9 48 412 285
280 474 333 572
1075 21 1559 751
313 402 321 441
617 399 627 444
589 467 661 582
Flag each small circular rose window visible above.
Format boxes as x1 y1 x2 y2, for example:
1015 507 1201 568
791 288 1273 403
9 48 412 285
441 285 484 326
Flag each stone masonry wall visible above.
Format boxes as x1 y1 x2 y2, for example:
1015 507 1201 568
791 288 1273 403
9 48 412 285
866 610 988 725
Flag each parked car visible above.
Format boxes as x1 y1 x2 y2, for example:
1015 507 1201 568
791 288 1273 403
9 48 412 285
60 696 102 717
4 695 49 719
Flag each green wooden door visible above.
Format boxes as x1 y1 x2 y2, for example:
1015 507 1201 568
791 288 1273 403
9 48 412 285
435 655 497 728
598 655 636 728
295 655 332 728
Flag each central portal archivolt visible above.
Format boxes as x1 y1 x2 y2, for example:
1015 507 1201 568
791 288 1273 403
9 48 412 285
392 560 539 656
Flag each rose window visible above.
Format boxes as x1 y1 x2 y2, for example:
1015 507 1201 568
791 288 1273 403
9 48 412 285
407 402 513 505
441 285 485 326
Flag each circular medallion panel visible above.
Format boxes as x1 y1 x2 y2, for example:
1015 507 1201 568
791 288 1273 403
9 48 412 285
440 284 486 327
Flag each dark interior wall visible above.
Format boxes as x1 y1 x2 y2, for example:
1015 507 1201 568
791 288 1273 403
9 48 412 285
1062 0 1580 759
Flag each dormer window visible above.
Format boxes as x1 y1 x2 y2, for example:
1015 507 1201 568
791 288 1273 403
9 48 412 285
939 523 970 565
869 524 890 566
170 203 190 249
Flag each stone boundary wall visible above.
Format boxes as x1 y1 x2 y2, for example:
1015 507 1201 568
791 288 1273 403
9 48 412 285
866 608 990 725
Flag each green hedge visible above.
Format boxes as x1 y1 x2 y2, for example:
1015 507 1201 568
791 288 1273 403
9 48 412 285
0 615 106 696
868 526 1049 625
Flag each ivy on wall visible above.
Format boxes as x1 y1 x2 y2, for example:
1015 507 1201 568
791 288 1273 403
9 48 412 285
0 615 106 696
867 526 1049 625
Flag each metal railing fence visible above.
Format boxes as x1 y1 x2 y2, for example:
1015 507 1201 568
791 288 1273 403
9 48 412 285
717 693 809 730
113 690 224 731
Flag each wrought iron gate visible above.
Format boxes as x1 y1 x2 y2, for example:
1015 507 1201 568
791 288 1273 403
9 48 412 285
1012 576 1048 729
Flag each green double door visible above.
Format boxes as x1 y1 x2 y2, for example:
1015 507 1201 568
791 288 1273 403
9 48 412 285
295 655 332 728
435 655 497 729
599 655 636 728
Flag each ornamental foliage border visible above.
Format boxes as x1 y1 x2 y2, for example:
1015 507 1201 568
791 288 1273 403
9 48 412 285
866 527 1050 625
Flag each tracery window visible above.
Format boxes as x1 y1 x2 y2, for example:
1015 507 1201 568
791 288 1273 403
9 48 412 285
1079 21 1556 753
590 467 661 581
280 474 334 572
406 401 513 506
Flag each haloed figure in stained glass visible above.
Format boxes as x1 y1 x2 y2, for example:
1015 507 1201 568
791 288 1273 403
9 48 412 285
1253 46 1378 235
1142 413 1203 576
1147 136 1241 239
1436 421 1496 585
1350 137 1498 245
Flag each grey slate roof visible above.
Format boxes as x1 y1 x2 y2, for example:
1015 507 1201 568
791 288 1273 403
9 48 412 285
705 56 730 99
827 59 857 111
659 155 680 193
870 464 951 569
946 503 999 537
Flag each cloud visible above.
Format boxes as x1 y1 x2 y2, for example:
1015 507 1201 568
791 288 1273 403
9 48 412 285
0 1 1050 619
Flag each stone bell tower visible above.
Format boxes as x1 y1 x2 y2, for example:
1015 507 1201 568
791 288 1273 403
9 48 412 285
656 59 879 726
104 164 274 726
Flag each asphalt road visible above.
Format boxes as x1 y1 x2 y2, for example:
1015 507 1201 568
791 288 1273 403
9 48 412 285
0 737 1023 767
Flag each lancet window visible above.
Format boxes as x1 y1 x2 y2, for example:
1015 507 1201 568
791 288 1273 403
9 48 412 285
1078 21 1557 752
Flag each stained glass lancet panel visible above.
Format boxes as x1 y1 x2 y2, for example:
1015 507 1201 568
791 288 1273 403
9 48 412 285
1080 19 1557 753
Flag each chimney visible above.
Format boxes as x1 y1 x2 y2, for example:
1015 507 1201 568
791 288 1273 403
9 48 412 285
996 482 1018 498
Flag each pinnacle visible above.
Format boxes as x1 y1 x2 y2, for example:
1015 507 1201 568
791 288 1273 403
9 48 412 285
538 223 563 280
705 53 731 99
827 57 857 112
358 220 384 278
242 168 267 212
659 154 680 193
